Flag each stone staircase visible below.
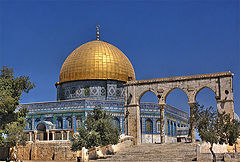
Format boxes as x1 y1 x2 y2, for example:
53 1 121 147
90 143 197 162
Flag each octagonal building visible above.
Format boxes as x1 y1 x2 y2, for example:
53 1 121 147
21 29 189 143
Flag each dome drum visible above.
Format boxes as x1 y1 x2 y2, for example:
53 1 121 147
56 79 125 101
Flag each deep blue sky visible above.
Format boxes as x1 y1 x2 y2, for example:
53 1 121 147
1 1 239 118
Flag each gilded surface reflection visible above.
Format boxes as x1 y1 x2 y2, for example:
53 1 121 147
59 40 135 83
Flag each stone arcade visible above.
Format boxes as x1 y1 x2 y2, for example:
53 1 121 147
125 72 234 145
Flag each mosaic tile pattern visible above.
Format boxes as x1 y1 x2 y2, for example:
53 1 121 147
22 98 188 136
57 80 124 101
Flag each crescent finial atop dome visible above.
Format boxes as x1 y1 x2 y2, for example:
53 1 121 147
96 25 100 40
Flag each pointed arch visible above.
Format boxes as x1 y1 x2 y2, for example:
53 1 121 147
138 90 159 105
112 117 120 129
37 123 46 131
194 86 217 101
66 116 72 129
164 87 190 103
145 118 153 134
26 119 32 130
57 117 63 129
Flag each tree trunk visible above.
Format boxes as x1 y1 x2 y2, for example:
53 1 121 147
209 145 216 162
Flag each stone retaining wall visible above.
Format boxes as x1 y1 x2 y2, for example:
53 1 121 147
197 138 240 154
141 134 178 143
16 141 77 161
197 139 240 162
16 135 134 161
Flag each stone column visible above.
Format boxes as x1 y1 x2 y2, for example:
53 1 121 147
29 132 32 141
61 131 64 140
188 102 196 143
159 104 166 144
52 131 55 141
34 130 37 141
46 130 49 141
66 131 70 141
125 104 141 145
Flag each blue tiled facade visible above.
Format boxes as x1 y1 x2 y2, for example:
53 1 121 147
140 103 188 136
22 80 189 141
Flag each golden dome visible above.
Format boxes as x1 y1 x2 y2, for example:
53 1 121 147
59 40 135 83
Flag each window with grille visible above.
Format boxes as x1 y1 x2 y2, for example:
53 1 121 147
76 116 82 128
156 120 160 133
145 119 153 134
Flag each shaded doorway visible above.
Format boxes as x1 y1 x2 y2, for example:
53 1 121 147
37 123 47 140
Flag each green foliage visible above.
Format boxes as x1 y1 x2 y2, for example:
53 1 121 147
194 104 218 145
4 118 28 147
0 66 35 147
71 106 120 151
194 103 239 146
216 111 240 145
194 103 240 162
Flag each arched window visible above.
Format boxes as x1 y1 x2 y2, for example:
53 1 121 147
174 122 176 136
37 123 46 131
57 117 63 129
156 120 160 133
37 123 47 140
145 119 153 134
67 117 72 128
35 118 40 123
76 116 82 129
27 119 32 129
112 117 120 129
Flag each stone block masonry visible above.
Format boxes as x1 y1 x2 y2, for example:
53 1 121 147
16 141 77 161
125 71 235 144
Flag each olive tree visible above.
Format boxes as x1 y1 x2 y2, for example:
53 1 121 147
71 106 120 151
194 103 239 162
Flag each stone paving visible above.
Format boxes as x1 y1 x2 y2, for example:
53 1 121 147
90 143 197 162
